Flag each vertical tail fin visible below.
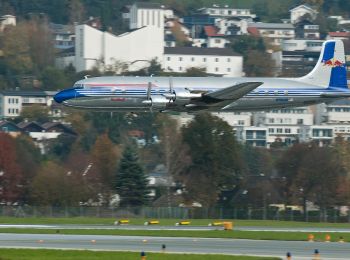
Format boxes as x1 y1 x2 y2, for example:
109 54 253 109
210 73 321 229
299 40 348 88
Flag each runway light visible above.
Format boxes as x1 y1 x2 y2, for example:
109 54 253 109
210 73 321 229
308 234 314 242
314 249 320 259
325 234 331 242
91 239 96 244
142 239 148 243
286 252 291 260
339 236 345 243
162 244 166 253
37 240 44 243
141 251 146 260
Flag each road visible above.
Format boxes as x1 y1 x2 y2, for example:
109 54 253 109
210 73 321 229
0 233 349 260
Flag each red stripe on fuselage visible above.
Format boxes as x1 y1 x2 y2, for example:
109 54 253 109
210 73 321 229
86 83 158 88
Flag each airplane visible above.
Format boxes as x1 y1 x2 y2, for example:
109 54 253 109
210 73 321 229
54 40 350 112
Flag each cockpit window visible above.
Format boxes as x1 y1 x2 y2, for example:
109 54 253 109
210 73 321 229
74 83 84 89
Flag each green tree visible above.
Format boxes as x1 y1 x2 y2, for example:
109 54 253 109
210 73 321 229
181 112 243 207
245 50 275 77
184 67 207 77
115 144 150 206
19 104 49 123
41 66 70 90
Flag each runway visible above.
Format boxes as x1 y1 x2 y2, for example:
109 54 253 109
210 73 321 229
0 233 349 259
2 224 350 233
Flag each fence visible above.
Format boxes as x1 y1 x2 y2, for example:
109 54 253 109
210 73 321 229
1 205 350 223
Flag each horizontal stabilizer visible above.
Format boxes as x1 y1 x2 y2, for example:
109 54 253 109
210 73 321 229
204 82 263 101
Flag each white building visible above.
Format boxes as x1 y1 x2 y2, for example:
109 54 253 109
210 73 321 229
290 5 317 24
50 23 75 50
214 112 252 127
248 23 295 46
0 15 16 32
299 125 334 146
282 39 324 52
253 107 314 146
74 24 164 72
198 5 256 19
215 18 249 35
129 2 173 30
236 126 268 147
163 47 243 77
0 90 55 119
318 100 350 124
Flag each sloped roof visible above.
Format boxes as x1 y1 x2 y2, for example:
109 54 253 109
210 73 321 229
17 121 44 131
329 32 350 37
42 122 76 135
0 121 21 131
289 4 317 13
204 25 224 37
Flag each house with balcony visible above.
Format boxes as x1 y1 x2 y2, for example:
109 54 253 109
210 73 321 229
248 22 295 46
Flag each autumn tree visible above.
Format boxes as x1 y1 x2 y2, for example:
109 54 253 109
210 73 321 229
14 135 41 203
0 133 23 203
155 114 190 206
115 144 150 206
181 113 243 207
69 0 86 24
90 133 120 204
31 161 88 206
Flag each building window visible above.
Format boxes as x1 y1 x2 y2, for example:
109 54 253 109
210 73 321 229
269 128 274 133
215 39 221 43
227 68 231 72
215 67 219 72
215 58 219 62
277 128 283 133
227 58 231 62
8 108 11 114
285 128 291 133
179 67 182 71
238 120 245 125
15 109 19 114
203 57 207 62
179 57 183 61
297 119 304 124
167 57 171 61
191 57 195 62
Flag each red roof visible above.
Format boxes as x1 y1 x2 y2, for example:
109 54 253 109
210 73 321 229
329 32 350 37
247 27 260 36
204 26 224 37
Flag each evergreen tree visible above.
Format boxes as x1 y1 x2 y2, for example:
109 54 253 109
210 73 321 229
115 144 150 206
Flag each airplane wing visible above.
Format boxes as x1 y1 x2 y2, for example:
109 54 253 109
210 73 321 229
202 82 263 102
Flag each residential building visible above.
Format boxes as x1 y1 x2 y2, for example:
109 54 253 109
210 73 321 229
214 112 252 128
248 23 295 46
236 126 268 147
282 39 323 52
0 90 57 119
50 23 75 50
0 15 16 32
289 4 318 24
197 5 256 19
253 107 314 146
0 121 21 137
327 31 350 41
299 125 334 146
163 47 243 77
201 25 229 48
215 17 249 35
318 100 350 124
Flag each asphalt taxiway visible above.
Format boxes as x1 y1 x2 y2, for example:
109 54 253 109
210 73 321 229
0 233 349 259
2 224 350 233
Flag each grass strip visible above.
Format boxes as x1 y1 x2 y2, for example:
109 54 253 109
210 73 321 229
0 248 280 260
0 228 348 242
0 217 350 228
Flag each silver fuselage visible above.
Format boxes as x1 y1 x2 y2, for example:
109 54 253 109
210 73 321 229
54 76 347 112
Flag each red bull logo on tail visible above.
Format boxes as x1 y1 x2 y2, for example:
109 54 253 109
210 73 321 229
322 58 345 67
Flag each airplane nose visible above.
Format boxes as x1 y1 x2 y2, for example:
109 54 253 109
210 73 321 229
54 88 76 103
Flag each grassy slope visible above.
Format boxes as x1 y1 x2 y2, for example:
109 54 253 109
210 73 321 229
0 249 280 260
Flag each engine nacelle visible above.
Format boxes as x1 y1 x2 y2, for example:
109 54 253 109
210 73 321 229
173 89 202 106
143 95 170 110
